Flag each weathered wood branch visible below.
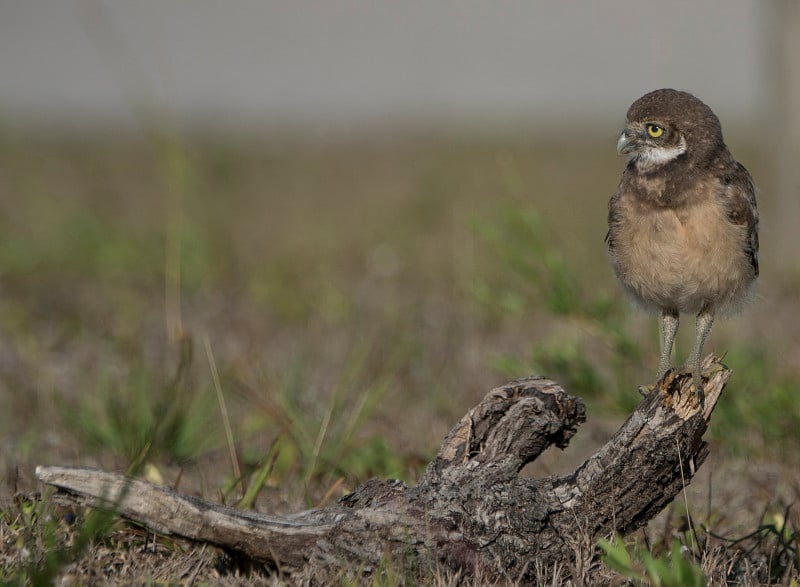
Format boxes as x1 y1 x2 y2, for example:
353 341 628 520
37 355 730 584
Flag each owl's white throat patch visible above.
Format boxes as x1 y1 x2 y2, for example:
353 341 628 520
631 136 687 171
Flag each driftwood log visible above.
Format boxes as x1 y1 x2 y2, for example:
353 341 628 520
37 355 730 584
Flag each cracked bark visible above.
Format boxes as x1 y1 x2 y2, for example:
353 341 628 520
36 355 730 584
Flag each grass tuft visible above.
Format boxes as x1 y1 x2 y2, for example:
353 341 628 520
62 336 219 467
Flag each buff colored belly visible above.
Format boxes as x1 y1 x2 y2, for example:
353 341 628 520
610 197 754 315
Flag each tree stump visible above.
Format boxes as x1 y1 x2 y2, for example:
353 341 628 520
36 355 730 584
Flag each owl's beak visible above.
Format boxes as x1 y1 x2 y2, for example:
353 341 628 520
617 129 638 155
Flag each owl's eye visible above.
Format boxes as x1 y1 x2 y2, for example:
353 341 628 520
646 124 664 138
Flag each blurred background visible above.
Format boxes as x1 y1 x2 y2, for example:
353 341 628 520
1 0 799 570
0 1 779 131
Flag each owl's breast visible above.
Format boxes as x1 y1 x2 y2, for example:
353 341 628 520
608 187 755 314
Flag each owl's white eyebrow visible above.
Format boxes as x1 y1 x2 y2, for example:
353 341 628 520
633 136 687 171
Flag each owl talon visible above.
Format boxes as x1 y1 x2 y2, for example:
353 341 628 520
693 374 706 409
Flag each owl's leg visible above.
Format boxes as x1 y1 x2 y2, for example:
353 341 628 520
686 307 714 407
640 309 679 396
656 309 679 380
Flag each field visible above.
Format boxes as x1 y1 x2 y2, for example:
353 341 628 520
0 133 798 584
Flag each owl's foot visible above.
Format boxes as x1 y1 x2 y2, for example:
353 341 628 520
638 368 676 397
686 368 705 409
667 361 708 409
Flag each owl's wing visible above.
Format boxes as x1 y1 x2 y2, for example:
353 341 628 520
605 185 622 249
723 163 759 277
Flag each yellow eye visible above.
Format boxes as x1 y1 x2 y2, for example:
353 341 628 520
646 124 664 138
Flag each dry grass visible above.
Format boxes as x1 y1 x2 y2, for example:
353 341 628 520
0 133 798 584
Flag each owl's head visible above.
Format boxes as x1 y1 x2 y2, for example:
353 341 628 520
617 89 724 172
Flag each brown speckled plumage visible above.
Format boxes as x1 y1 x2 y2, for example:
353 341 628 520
606 89 759 405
